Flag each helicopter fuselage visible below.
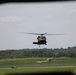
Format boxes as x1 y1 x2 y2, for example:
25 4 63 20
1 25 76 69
33 35 47 45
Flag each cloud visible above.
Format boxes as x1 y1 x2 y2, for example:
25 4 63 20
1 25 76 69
0 16 21 25
67 9 76 15
66 9 76 21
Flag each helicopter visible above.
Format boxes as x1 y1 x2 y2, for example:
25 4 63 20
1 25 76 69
20 32 64 47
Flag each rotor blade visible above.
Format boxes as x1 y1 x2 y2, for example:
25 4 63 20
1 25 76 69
45 34 65 35
19 32 43 35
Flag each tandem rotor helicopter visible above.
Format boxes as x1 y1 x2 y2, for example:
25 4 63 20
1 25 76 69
20 32 64 47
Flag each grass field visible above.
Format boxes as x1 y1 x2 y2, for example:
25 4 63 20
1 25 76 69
0 57 76 75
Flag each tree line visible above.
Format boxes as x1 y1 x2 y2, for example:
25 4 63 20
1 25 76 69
0 46 76 58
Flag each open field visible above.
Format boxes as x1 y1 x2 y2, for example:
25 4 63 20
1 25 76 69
0 66 76 75
0 57 76 75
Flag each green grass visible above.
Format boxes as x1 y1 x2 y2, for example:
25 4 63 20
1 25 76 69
0 66 76 75
0 57 76 67
0 57 76 75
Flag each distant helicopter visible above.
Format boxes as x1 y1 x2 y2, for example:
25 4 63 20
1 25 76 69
20 32 64 47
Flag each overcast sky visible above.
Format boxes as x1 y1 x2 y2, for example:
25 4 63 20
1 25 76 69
0 1 76 50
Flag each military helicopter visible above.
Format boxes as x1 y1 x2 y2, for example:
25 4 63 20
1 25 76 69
20 32 64 47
